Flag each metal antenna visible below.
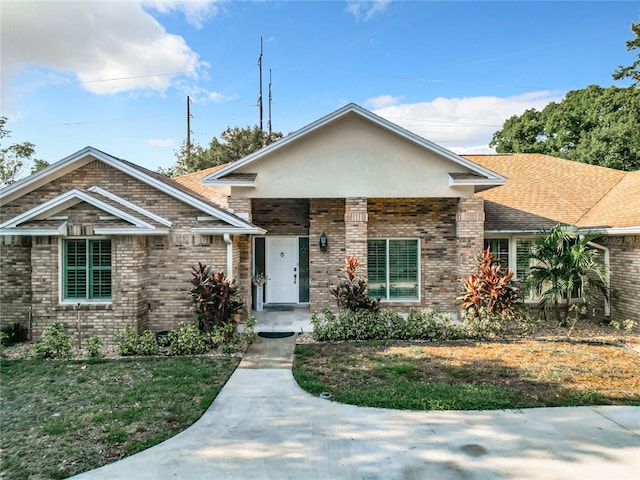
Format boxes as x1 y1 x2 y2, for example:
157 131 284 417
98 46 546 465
186 95 193 159
258 36 263 130
268 69 272 135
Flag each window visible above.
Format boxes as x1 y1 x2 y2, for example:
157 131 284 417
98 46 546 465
367 239 419 301
515 239 533 282
484 238 509 267
63 239 112 301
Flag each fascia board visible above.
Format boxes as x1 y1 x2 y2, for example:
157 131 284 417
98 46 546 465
191 227 267 235
202 103 507 184
1 146 253 231
93 228 170 235
88 186 173 227
0 189 155 230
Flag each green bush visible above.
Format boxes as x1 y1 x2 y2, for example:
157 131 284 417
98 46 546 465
33 322 72 359
312 308 466 342
169 323 209 356
116 325 159 356
461 307 534 339
1 323 29 346
85 335 103 358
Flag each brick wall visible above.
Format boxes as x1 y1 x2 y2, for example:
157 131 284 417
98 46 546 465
252 199 310 235
309 198 346 311
0 237 33 329
344 198 368 275
604 236 640 323
0 160 233 343
368 198 460 312
456 198 485 279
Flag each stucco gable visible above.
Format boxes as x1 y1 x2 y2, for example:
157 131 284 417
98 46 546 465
202 104 505 198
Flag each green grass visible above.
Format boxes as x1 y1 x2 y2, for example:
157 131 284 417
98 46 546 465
0 356 240 480
293 341 640 411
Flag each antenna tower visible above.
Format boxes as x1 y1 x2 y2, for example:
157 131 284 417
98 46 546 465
258 37 263 130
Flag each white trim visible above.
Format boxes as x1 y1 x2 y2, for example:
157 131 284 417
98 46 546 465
205 179 256 187
0 146 260 234
368 237 421 303
92 228 170 235
224 233 233 279
0 189 156 232
0 222 68 237
590 226 640 235
587 241 611 317
88 186 172 227
191 226 267 235
59 237 113 305
202 104 506 187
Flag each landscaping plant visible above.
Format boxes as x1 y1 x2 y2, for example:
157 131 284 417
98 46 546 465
168 322 209 355
331 255 380 312
85 335 103 358
115 325 159 356
189 263 244 333
525 224 608 334
32 322 72 359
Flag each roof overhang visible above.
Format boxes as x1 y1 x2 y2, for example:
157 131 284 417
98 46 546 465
0 189 163 236
202 104 507 188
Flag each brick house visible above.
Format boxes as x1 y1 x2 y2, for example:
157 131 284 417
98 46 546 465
1 104 638 343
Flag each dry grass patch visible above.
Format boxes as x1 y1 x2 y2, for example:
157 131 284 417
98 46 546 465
294 337 640 410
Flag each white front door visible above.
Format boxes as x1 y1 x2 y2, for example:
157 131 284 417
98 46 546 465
266 237 299 303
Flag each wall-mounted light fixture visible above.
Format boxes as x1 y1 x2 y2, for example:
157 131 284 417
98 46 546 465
319 232 328 252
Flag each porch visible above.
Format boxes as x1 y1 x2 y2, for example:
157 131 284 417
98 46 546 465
247 305 313 333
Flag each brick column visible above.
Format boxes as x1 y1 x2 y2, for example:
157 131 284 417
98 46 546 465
228 197 252 222
344 197 368 275
456 198 485 278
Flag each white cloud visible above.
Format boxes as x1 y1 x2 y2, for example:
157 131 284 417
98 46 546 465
143 0 221 30
372 91 564 153
178 84 237 103
345 0 390 21
148 138 174 148
365 94 403 109
1 1 205 95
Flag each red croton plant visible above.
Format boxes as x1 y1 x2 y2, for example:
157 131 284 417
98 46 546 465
459 247 520 317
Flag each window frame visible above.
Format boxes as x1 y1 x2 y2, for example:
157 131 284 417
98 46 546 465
59 237 113 304
484 235 583 303
367 238 420 302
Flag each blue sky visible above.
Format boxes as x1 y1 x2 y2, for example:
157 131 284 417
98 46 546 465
2 1 638 174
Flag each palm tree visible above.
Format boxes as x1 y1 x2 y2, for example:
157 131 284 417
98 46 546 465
525 225 609 334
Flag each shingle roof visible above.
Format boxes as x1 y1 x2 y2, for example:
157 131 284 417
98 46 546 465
465 154 640 231
173 164 230 207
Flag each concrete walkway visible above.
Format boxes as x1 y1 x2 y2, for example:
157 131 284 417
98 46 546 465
74 334 640 480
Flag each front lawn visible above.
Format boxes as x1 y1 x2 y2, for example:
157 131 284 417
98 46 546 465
294 339 640 410
0 356 240 480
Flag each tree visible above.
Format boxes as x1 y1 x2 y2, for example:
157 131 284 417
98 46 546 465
490 85 640 171
161 125 283 177
525 225 608 334
612 22 640 87
0 117 45 187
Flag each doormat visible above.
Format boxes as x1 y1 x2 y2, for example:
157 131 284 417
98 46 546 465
264 305 295 311
258 331 295 339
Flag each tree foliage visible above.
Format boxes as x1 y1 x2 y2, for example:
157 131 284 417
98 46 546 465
524 225 608 332
490 85 640 171
612 22 640 87
0 117 47 187
161 125 283 177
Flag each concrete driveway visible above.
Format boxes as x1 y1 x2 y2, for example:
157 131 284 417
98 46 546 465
73 335 640 480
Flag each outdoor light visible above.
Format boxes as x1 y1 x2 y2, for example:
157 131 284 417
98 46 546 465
319 232 328 252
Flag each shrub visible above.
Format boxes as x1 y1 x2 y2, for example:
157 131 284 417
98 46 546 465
0 323 29 346
392 308 465 341
85 335 103 358
116 325 159 356
169 323 209 356
459 247 520 317
189 263 244 333
331 255 380 312
33 322 72 359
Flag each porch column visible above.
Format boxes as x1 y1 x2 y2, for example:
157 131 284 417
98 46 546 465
456 198 485 279
227 197 252 316
227 197 252 222
344 197 368 275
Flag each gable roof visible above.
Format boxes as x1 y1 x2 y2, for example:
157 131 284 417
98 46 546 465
466 154 640 233
0 188 171 236
202 103 506 189
0 147 264 234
